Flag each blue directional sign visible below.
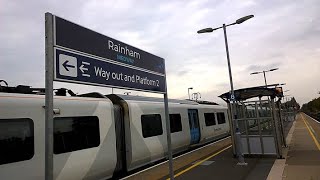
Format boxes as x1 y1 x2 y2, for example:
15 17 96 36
55 48 165 92
52 15 166 93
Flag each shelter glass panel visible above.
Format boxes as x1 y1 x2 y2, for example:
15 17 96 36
246 107 256 118
238 119 247 134
248 119 259 135
258 105 272 117
260 118 273 135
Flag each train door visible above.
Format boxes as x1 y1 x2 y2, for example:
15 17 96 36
188 109 200 144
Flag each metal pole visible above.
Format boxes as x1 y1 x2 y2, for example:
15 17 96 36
263 71 267 87
222 24 246 165
188 88 190 100
164 90 174 179
45 12 54 180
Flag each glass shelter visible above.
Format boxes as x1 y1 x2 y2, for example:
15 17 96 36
220 86 286 158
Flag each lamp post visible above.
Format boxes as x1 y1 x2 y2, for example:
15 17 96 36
188 87 193 100
250 68 279 87
197 14 254 165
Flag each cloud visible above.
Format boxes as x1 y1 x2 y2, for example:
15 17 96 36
245 61 282 73
0 0 319 105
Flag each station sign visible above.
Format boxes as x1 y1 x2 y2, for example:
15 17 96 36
53 15 165 93
46 13 173 180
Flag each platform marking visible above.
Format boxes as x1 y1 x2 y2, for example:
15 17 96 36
301 114 320 151
191 160 215 166
168 145 232 179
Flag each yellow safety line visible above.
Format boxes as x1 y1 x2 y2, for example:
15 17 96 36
167 145 232 179
301 114 320 151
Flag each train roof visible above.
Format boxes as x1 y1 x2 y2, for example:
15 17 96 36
81 93 220 106
113 94 198 104
0 84 220 106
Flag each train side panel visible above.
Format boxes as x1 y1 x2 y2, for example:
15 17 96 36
126 102 194 171
198 106 230 144
168 104 191 153
126 102 167 171
0 93 45 180
53 97 117 180
0 93 118 180
125 102 230 171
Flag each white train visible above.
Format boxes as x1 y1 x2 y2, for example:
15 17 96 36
0 86 230 180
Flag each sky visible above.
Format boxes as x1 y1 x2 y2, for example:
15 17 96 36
1 0 319 105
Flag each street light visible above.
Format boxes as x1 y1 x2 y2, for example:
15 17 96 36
250 68 279 87
188 87 193 100
197 15 254 33
197 14 254 165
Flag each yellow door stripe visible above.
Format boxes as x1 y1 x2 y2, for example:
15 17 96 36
167 145 232 179
301 114 320 151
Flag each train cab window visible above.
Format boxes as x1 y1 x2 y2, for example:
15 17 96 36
169 114 182 133
0 118 34 165
141 114 163 138
217 113 226 124
54 116 100 154
204 113 216 126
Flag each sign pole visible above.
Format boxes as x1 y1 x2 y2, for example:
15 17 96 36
164 93 174 179
164 76 174 179
45 12 54 180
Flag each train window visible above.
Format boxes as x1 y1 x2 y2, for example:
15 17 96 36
204 113 216 126
54 116 100 154
141 114 163 138
217 113 226 124
170 114 182 133
0 118 34 165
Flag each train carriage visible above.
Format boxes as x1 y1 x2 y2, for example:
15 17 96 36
0 86 230 180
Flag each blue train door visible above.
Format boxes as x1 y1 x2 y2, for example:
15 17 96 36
188 109 201 145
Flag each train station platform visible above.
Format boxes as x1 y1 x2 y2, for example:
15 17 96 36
123 113 320 180
163 113 320 180
280 113 320 180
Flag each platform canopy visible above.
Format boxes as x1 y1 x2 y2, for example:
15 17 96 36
219 85 283 102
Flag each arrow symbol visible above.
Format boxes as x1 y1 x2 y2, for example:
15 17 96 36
62 60 75 71
79 64 88 73
80 61 90 77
